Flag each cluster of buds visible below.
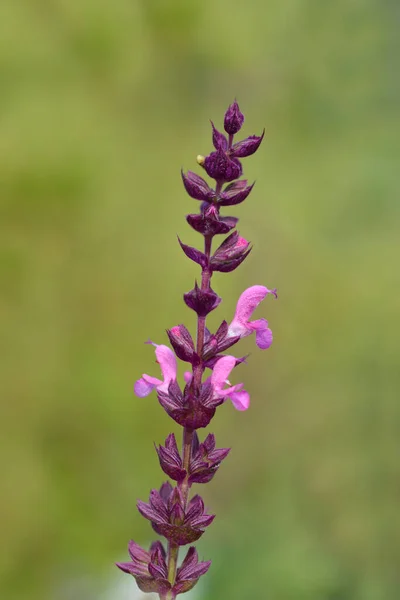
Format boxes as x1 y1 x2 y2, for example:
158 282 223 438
117 101 277 599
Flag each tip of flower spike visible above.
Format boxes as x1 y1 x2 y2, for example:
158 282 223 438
197 155 205 166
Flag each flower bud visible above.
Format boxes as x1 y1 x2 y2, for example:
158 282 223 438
188 432 230 484
181 170 214 201
186 212 238 236
184 282 221 317
219 180 254 206
203 150 242 182
224 100 244 135
172 547 211 596
166 324 197 364
231 130 265 157
210 231 251 272
156 433 186 482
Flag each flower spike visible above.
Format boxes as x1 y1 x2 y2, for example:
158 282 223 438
119 101 278 597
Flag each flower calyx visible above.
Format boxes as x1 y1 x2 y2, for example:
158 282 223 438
137 482 215 546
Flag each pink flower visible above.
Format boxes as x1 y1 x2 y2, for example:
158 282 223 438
134 344 177 397
228 285 277 349
211 355 250 411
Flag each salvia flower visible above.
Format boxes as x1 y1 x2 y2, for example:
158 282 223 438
211 355 250 411
227 285 278 350
118 101 278 598
134 344 177 397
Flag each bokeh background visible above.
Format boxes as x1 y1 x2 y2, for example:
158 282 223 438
1 1 399 599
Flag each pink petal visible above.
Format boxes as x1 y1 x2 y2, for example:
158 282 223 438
142 374 163 386
219 382 243 399
229 390 250 411
256 327 273 349
134 377 158 397
232 285 271 325
155 345 177 385
211 355 236 391
250 318 273 349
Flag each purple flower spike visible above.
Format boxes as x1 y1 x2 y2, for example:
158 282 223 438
227 285 277 349
231 130 265 158
134 344 177 397
211 355 250 411
224 100 245 135
119 102 278 596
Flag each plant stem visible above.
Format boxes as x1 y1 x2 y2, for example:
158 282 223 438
164 182 220 596
167 541 179 583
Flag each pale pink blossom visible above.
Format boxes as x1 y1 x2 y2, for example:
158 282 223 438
134 344 177 397
228 285 277 349
211 355 250 411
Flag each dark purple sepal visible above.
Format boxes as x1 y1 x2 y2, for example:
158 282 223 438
203 320 241 360
138 483 215 546
116 540 171 595
219 180 254 206
231 130 265 158
211 252 252 273
211 121 228 151
167 324 198 365
178 237 207 267
186 212 238 236
204 150 242 182
172 547 211 595
181 170 215 202
156 433 186 482
224 100 244 135
184 282 221 317
157 380 222 429
211 231 251 268
210 231 252 272
188 432 230 484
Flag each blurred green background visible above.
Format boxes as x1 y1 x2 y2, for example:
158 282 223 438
1 1 399 599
